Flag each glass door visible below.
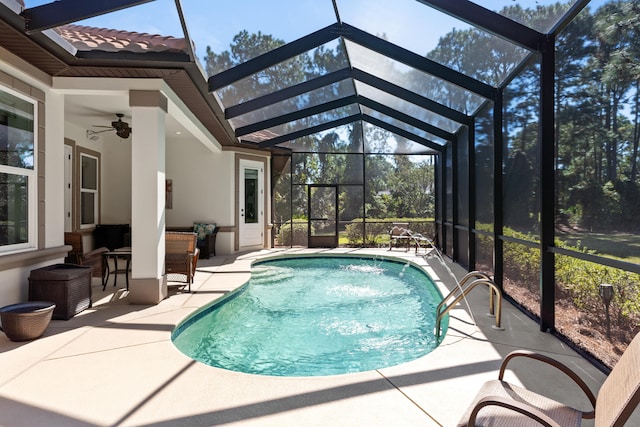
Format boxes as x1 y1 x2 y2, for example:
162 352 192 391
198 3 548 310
239 160 264 248
308 185 338 248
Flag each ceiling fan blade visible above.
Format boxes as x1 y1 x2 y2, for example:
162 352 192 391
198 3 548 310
89 114 131 138
87 128 114 135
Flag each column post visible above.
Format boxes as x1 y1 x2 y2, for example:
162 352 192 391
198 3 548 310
128 90 168 304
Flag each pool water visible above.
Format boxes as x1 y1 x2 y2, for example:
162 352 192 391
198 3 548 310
172 256 447 377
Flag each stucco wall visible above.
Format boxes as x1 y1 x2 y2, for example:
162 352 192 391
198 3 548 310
100 132 132 224
165 139 236 254
0 58 68 308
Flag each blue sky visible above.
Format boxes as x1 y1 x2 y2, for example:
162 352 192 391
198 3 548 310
23 0 610 62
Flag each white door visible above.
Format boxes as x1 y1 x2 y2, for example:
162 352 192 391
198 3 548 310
239 160 264 248
64 145 73 232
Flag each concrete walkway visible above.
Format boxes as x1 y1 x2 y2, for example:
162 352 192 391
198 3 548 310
0 248 623 426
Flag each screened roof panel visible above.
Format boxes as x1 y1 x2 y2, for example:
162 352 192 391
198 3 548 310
240 104 361 144
335 0 460 56
181 0 338 73
228 79 356 130
354 81 462 134
363 122 439 155
424 27 530 87
361 106 449 147
344 40 488 115
470 0 580 33
16 0 586 154
275 123 364 153
214 39 348 108
339 0 530 87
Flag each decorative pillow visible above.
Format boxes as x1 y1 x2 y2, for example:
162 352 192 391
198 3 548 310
193 222 216 240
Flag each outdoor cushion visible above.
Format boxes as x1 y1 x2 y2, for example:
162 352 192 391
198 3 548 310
193 222 216 240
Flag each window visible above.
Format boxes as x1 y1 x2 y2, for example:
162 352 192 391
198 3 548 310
0 86 36 251
244 168 258 224
79 151 99 229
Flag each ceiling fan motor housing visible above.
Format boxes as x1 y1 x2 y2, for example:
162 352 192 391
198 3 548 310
111 114 131 138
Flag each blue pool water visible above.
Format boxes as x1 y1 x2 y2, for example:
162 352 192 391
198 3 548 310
172 255 447 377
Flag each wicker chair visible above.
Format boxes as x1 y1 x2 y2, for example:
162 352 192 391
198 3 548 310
64 232 108 278
458 331 640 427
165 232 199 292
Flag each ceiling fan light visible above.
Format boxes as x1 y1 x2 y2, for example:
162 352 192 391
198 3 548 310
116 128 131 138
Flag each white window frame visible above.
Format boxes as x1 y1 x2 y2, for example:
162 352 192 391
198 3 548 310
0 85 37 253
79 151 99 230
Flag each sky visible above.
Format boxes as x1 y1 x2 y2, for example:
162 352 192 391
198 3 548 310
21 0 610 63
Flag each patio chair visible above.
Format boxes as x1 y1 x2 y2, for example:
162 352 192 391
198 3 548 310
388 223 411 251
64 232 108 277
457 331 640 427
165 232 200 292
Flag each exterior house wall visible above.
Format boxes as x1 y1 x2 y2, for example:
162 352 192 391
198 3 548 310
0 47 271 308
64 121 133 227
0 54 67 308
100 132 132 225
165 138 236 254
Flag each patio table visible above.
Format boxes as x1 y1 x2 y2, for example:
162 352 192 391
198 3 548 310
102 248 131 291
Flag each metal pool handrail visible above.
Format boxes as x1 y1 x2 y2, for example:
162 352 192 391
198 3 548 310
435 272 504 339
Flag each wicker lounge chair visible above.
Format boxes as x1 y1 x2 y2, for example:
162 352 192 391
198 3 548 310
165 232 199 292
64 232 108 277
458 331 640 427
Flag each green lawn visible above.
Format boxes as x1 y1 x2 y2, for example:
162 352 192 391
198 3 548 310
336 228 640 265
557 231 640 264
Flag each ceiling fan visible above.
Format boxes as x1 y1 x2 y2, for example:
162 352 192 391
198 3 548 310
88 113 132 139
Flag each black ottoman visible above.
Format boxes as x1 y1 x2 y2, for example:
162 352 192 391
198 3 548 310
28 264 92 320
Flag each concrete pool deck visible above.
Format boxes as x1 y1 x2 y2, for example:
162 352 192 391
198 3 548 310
0 248 631 426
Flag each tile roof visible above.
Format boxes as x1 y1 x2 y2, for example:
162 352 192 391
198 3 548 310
54 24 188 54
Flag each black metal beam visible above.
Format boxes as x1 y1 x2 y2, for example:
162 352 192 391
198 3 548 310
416 0 543 51
174 0 197 63
235 95 358 137
227 66 471 138
255 114 361 149
340 23 496 100
439 146 448 253
21 0 155 34
253 109 444 153
434 153 442 248
210 22 496 101
539 35 556 332
362 115 444 153
235 86 453 147
358 97 454 141
468 122 476 269
451 136 458 262
548 0 592 36
493 92 504 288
209 23 341 91
352 68 472 126
225 68 353 119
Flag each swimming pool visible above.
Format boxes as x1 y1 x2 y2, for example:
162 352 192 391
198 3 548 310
172 255 448 377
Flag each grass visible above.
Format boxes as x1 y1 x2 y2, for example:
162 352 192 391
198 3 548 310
556 231 640 264
337 228 640 265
